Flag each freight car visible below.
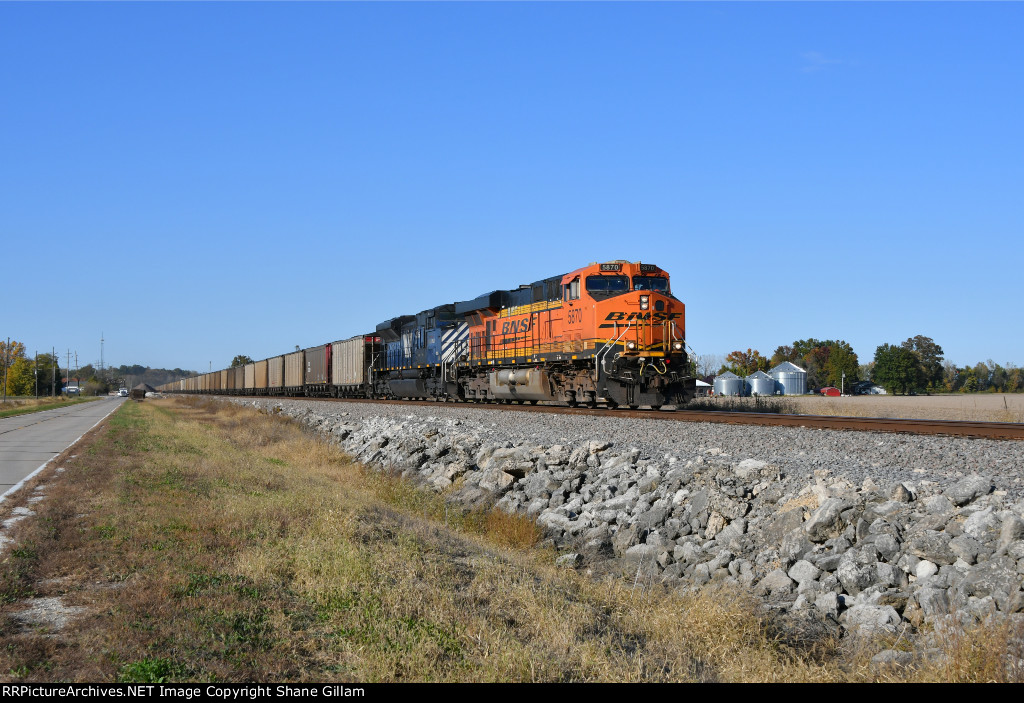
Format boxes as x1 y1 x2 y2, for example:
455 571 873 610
159 260 696 409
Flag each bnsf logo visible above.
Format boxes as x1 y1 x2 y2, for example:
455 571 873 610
605 312 681 322
501 319 532 334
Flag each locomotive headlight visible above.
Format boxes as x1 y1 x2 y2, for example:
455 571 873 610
626 341 637 351
673 342 683 351
639 295 649 310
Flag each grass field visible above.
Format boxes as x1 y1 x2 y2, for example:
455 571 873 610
0 396 101 420
0 397 1018 682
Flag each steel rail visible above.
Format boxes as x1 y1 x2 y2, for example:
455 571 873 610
209 394 1024 441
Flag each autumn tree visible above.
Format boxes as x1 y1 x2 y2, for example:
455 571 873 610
770 345 797 366
720 349 769 376
1 340 28 397
6 357 36 396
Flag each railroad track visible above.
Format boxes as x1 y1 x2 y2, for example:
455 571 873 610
217 394 1024 441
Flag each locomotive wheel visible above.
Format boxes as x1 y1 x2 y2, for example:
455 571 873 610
651 405 663 411
629 404 640 410
585 399 597 409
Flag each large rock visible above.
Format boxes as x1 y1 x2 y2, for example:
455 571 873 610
998 514 1024 553
788 560 822 585
944 475 992 507
915 587 951 617
804 498 853 542
780 528 815 563
760 508 805 545
756 569 795 596
948 534 982 565
844 604 901 634
953 557 1021 612
837 552 878 595
907 531 955 565
735 459 768 479
963 507 1001 542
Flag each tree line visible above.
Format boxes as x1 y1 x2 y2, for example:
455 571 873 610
702 338 861 391
699 334 1021 395
0 338 196 397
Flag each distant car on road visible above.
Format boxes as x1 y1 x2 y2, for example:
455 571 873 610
118 388 129 397
65 385 80 395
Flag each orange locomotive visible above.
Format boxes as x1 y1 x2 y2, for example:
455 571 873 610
452 260 695 408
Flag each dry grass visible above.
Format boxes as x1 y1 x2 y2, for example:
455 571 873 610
0 397 1018 682
786 394 1024 423
0 396 99 419
685 396 795 414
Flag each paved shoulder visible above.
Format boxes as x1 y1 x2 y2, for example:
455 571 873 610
0 398 125 499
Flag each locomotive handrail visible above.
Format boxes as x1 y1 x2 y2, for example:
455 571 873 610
596 320 634 376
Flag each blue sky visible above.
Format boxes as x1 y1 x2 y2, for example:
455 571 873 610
2 2 1021 374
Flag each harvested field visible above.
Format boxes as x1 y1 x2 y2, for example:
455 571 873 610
784 394 1024 423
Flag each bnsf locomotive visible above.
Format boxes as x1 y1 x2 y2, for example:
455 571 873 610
160 261 696 409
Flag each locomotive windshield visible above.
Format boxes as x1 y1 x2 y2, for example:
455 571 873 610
586 275 630 298
632 276 669 292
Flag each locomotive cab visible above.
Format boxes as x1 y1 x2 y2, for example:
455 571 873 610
559 261 692 407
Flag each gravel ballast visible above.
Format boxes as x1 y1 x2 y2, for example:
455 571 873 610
229 397 1024 638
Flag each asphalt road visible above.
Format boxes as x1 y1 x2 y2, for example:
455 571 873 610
0 397 125 500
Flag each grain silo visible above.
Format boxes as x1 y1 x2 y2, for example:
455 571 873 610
770 361 807 395
713 371 744 396
747 370 777 396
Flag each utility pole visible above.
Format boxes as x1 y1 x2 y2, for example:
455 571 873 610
51 346 56 397
35 350 38 400
66 349 70 395
74 351 79 392
100 332 104 381
2 336 8 404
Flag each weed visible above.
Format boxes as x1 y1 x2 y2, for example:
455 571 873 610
116 658 180 683
685 396 793 414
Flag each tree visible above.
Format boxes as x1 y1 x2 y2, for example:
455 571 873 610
231 355 254 368
1003 366 1019 392
720 349 769 376
696 354 723 379
6 357 35 396
823 343 859 390
972 361 991 392
33 353 62 397
1 339 28 397
901 336 944 390
770 345 797 366
872 343 922 395
773 338 859 390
